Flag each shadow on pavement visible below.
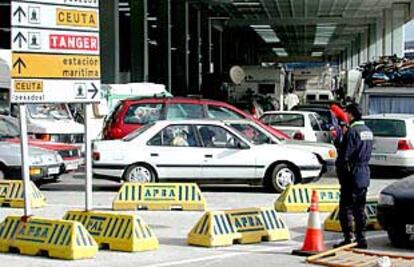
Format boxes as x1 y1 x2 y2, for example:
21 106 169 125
200 185 272 194
157 237 189 248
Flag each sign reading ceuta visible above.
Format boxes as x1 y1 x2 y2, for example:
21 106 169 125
11 0 100 103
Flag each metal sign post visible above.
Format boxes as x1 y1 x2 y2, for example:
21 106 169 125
10 0 101 213
18 104 31 216
84 103 92 211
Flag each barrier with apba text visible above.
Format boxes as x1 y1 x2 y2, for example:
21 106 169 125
324 198 381 232
187 207 290 247
0 181 46 208
0 216 97 260
63 210 159 252
113 183 206 211
275 184 340 212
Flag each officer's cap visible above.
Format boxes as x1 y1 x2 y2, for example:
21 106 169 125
345 103 362 120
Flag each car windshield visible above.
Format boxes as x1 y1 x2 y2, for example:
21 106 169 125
27 104 71 120
364 119 406 137
123 122 154 141
0 119 19 138
261 113 304 127
227 122 276 145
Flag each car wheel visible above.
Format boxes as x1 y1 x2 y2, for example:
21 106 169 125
123 164 156 183
387 227 412 248
268 163 296 193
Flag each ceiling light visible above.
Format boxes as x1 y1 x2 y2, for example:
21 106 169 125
273 48 288 57
312 52 324 57
232 1 261 7
251 25 280 43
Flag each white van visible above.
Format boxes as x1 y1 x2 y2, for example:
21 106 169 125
304 89 334 103
0 49 85 148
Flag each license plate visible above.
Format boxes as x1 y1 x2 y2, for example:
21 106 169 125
48 167 60 175
373 155 387 161
65 162 79 171
406 224 414 235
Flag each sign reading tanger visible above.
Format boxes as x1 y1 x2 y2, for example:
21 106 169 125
11 0 100 103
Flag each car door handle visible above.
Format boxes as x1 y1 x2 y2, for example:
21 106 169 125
204 154 213 158
150 153 159 157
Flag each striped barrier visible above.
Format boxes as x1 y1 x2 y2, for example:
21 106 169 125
324 198 381 232
187 207 290 247
63 210 159 252
0 181 46 208
0 216 97 260
113 183 206 211
275 184 340 213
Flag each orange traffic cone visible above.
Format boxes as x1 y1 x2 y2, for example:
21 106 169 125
292 190 326 256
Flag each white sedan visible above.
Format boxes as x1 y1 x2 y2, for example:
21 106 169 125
93 120 322 192
260 111 332 143
364 114 414 173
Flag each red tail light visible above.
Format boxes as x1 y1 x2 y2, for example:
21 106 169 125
397 140 414 150
251 107 257 116
293 131 305 140
39 134 51 141
110 127 123 139
92 152 100 161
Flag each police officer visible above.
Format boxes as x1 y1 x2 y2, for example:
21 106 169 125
334 103 373 249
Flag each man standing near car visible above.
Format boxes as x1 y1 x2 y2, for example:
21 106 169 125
334 103 373 249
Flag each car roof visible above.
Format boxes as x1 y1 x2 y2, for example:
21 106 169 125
152 119 228 127
121 96 230 105
363 114 414 120
294 105 331 110
262 110 315 116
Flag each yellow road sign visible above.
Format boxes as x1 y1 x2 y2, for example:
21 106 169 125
56 8 98 28
14 80 44 93
12 53 100 79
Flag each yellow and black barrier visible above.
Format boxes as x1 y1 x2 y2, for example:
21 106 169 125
0 216 97 260
0 181 46 208
63 210 159 252
275 184 340 212
113 183 206 211
187 207 290 247
324 198 381 232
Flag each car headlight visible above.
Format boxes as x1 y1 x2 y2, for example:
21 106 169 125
328 149 337 159
29 155 44 165
378 194 394 206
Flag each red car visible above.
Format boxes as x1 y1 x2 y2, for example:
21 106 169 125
102 97 290 140
0 115 82 172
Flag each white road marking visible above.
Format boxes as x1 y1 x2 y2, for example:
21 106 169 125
143 233 388 267
143 245 294 267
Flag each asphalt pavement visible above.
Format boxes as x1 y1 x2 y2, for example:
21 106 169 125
0 172 412 267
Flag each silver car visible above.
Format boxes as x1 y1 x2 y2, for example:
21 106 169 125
0 141 64 185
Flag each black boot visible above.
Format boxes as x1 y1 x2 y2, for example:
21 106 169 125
355 238 368 249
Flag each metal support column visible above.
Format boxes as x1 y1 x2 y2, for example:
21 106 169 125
172 0 189 95
158 0 171 91
130 0 148 82
368 24 377 61
83 103 92 211
384 9 393 56
392 3 410 58
360 31 368 63
100 0 120 83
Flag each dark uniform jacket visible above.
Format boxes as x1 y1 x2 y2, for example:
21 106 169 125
336 121 374 188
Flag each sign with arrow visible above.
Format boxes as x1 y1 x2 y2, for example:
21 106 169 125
11 0 100 103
